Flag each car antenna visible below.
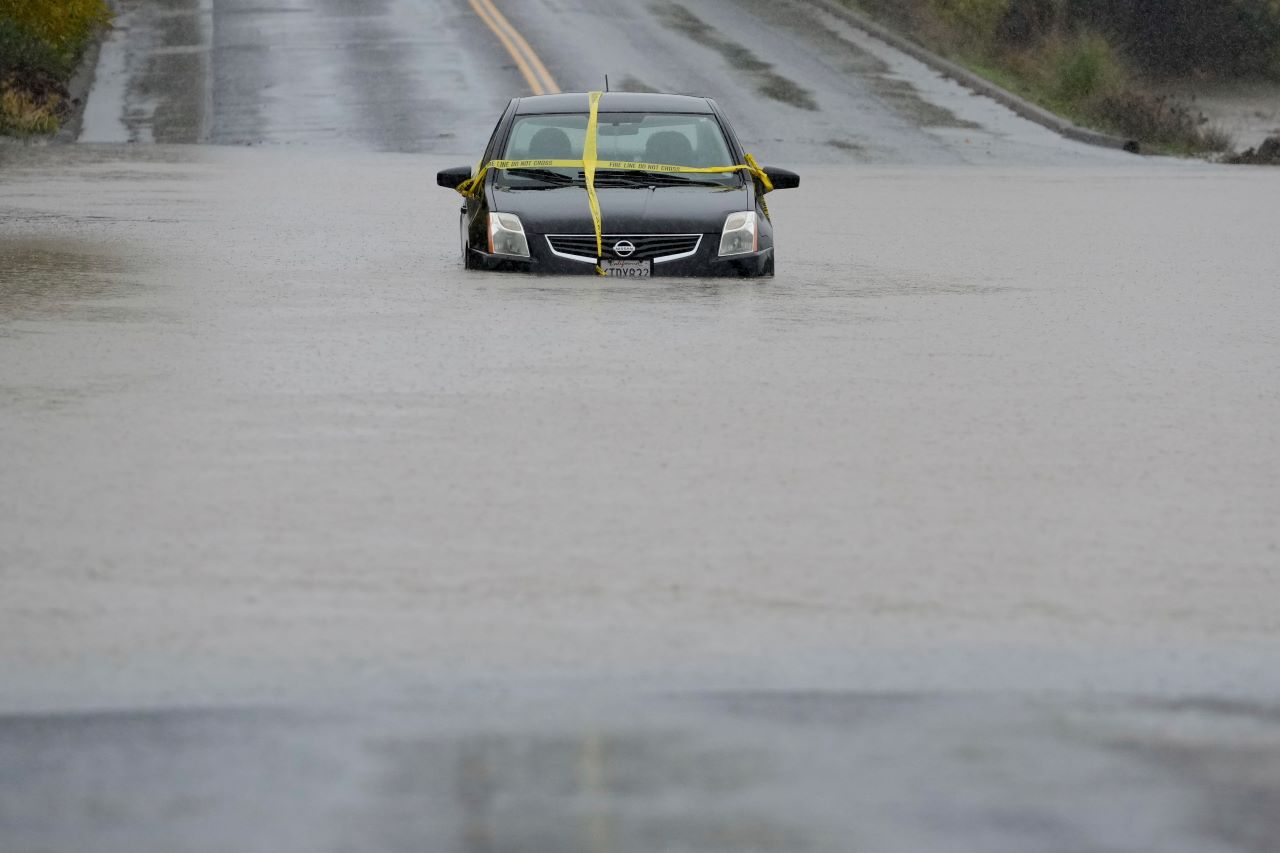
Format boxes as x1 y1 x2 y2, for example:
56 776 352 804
604 74 610 93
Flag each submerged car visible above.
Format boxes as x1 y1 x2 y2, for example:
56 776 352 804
437 92 799 277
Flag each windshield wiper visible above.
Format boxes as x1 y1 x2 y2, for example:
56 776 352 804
500 168 732 189
500 168 578 187
597 169 730 187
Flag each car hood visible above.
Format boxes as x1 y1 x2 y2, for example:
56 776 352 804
491 185 749 234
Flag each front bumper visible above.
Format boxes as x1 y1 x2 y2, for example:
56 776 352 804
466 237 772 277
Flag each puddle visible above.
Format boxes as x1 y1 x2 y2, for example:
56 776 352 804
0 238 139 324
827 137 870 155
364 731 800 852
744 0 980 129
616 75 658 93
651 3 819 111
870 73 981 129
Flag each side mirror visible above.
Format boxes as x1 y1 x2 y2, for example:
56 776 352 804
763 167 799 190
437 165 473 189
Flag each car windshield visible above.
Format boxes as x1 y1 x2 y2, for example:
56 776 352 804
495 112 742 188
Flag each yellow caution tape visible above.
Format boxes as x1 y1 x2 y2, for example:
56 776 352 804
456 157 772 196
454 92 776 272
583 91 605 275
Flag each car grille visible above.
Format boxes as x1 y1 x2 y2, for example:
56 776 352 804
545 234 702 263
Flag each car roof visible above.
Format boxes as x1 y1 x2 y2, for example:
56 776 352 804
513 92 715 115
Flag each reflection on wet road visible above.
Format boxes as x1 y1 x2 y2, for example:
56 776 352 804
0 240 136 323
2 143 1279 850
81 0 1136 164
4 694 1280 852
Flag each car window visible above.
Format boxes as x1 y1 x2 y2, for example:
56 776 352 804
497 112 740 186
480 100 514 165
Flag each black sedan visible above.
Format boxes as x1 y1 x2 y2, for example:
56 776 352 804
437 92 799 277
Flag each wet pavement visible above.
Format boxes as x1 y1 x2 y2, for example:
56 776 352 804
79 0 1136 164
5 694 1280 853
2 143 1279 849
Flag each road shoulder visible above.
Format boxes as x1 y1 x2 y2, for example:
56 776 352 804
808 0 1138 153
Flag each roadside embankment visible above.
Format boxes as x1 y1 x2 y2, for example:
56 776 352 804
0 0 112 138
828 0 1280 158
1229 135 1280 164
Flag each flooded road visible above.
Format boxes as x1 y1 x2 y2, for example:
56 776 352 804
4 144 1277 707
2 143 1279 849
6 0 1280 842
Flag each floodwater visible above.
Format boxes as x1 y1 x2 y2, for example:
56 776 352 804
2 144 1280 849
8 0 1280 846
2 145 1278 706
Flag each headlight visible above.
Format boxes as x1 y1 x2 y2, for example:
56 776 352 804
718 211 758 256
488 212 529 257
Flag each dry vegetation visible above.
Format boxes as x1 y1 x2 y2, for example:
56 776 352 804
847 0 1280 155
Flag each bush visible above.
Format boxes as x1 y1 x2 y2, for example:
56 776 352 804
1092 91 1233 151
0 0 111 67
0 19 68 79
1065 0 1280 77
995 0 1058 47
0 0 111 136
853 0 930 32
1049 31 1124 101
0 79 61 135
927 0 1012 49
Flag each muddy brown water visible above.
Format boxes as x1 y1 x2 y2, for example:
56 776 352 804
2 144 1279 850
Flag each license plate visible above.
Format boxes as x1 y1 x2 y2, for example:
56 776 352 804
601 260 651 278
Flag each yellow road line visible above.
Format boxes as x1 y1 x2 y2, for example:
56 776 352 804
473 0 559 93
467 0 543 93
468 0 560 95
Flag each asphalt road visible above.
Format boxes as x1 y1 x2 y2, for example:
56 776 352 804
79 0 1131 164
4 1 1280 851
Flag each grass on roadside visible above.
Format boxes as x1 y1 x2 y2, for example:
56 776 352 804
983 31 1232 154
0 0 112 137
845 0 1239 156
0 84 62 135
